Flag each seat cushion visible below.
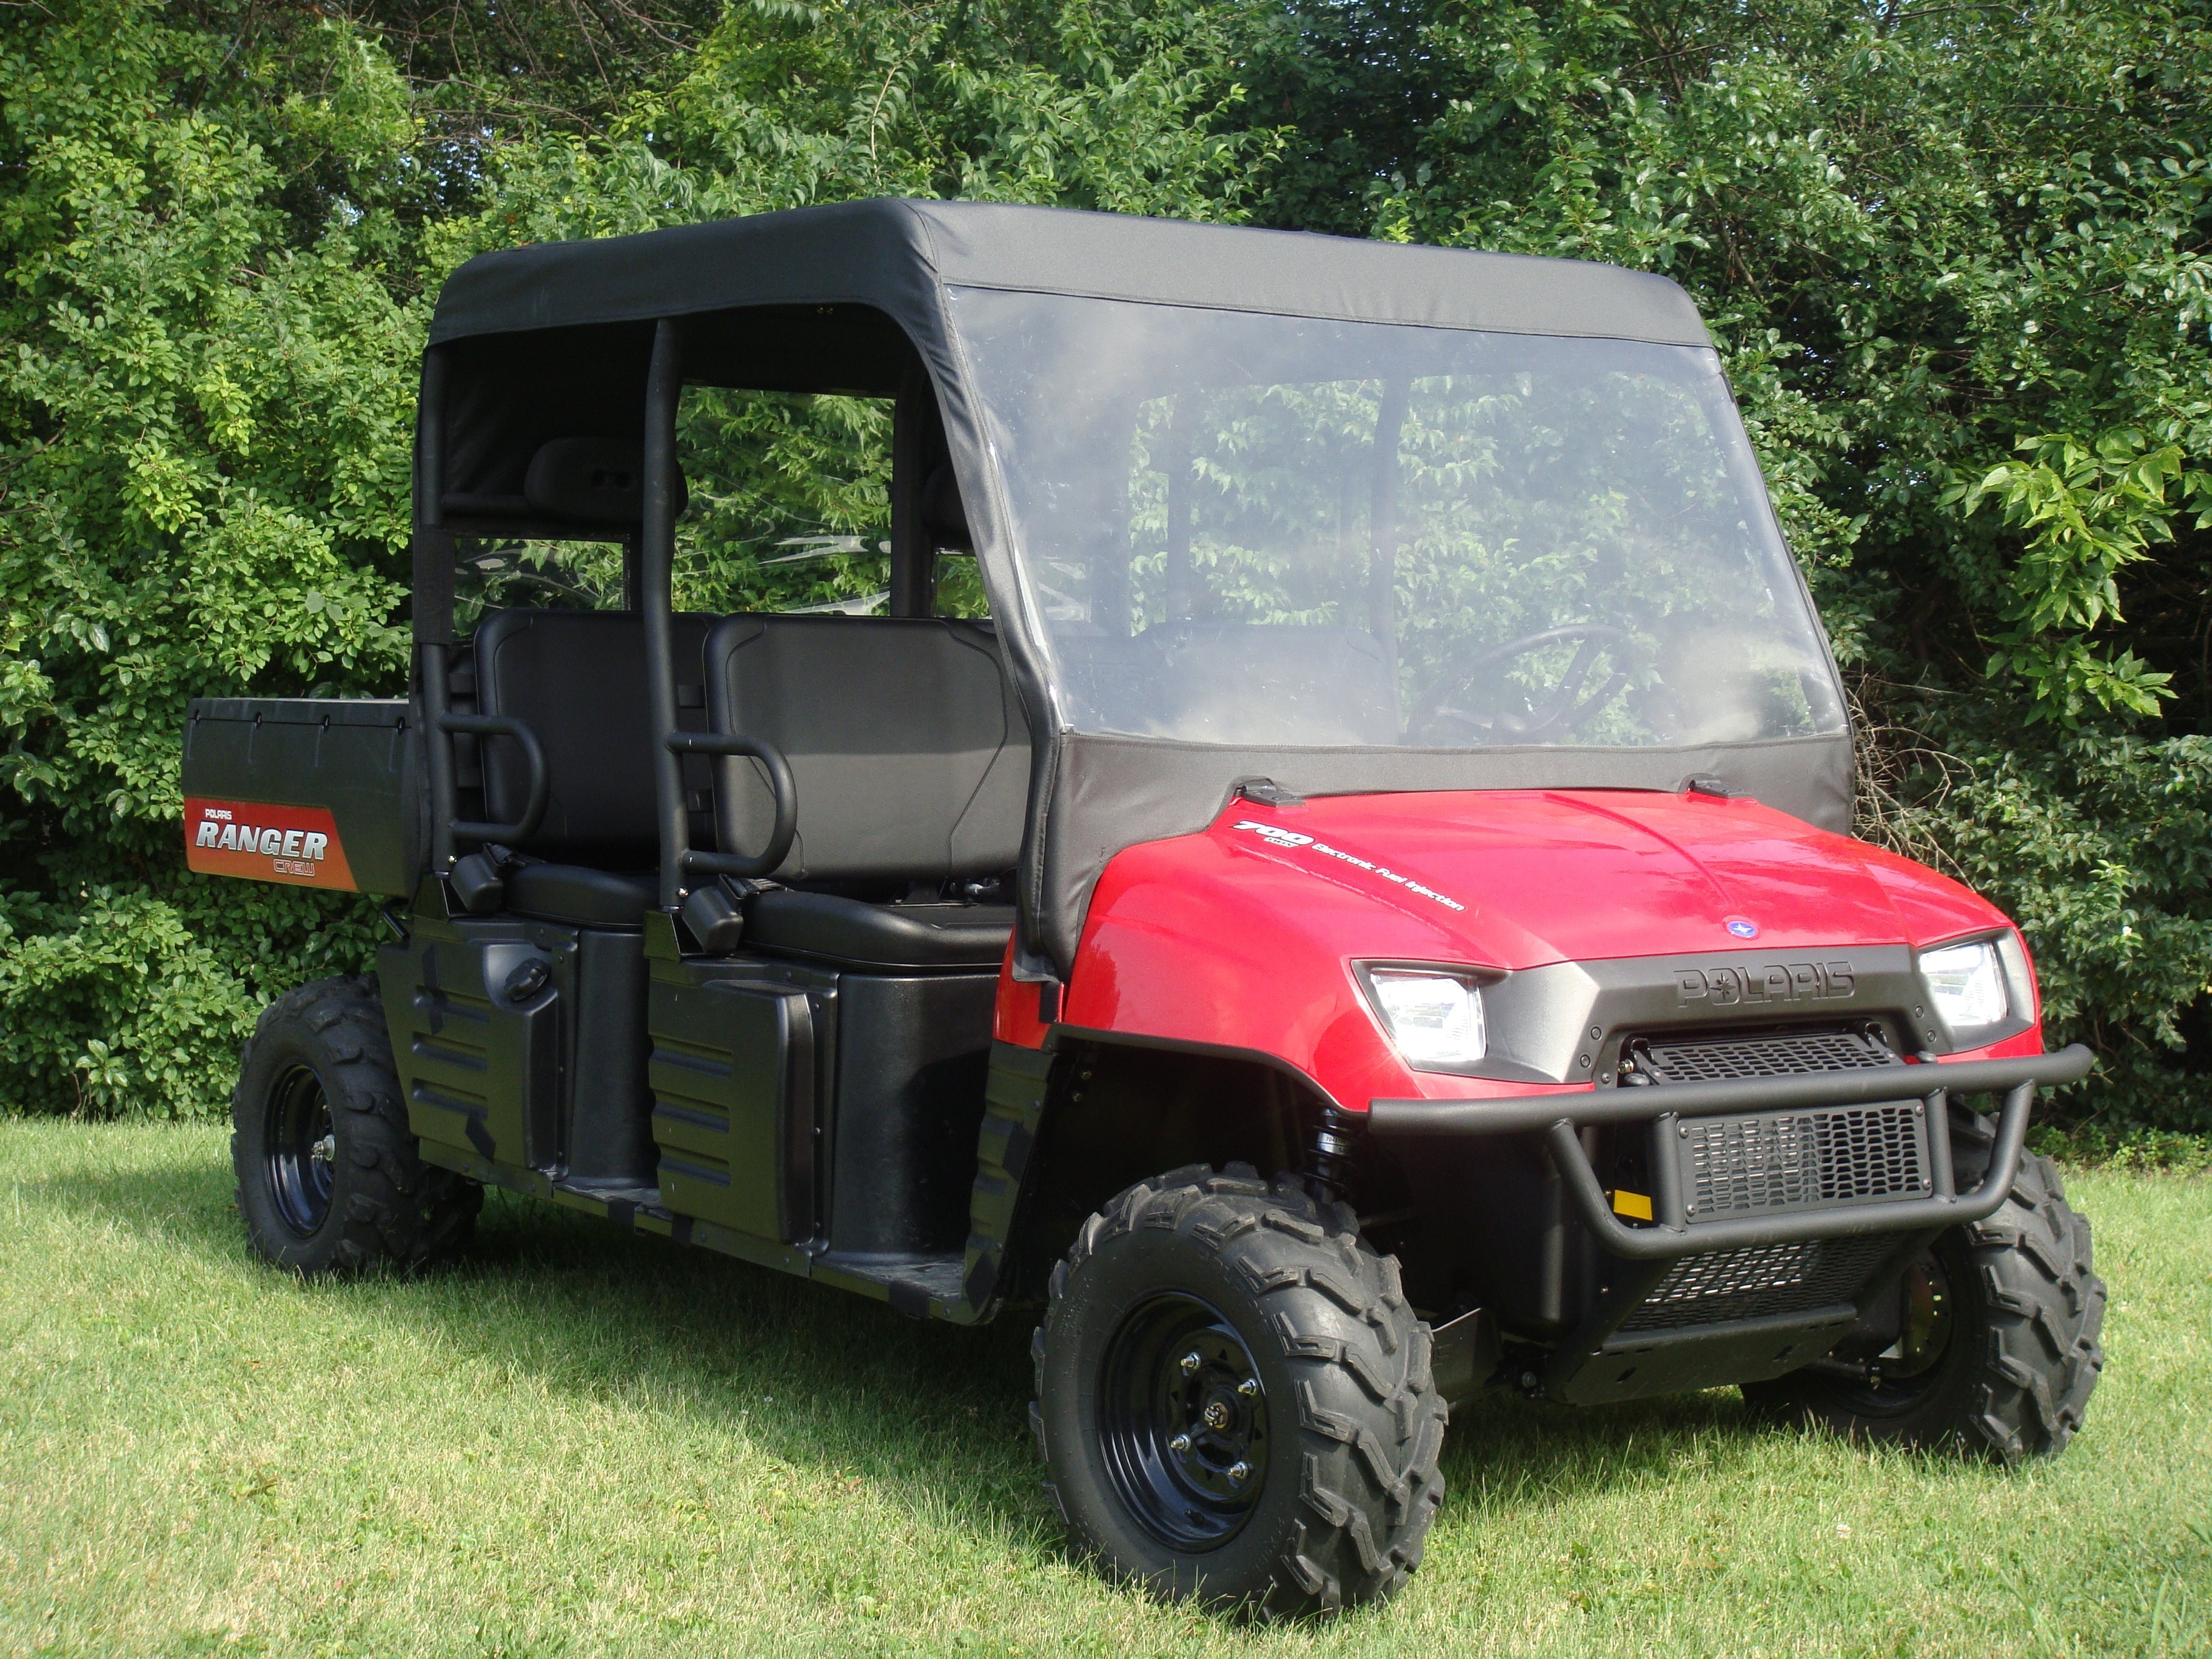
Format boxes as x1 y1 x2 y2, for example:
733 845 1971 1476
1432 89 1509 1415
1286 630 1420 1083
504 863 658 927
743 890 1013 969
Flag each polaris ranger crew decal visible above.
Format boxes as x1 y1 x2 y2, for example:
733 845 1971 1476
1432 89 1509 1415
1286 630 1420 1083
184 798 355 890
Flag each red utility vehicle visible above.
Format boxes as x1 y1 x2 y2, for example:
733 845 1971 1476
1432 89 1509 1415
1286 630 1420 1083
187 201 2104 1617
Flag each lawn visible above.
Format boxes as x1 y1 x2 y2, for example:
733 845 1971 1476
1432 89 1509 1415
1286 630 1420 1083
0 1121 2205 1659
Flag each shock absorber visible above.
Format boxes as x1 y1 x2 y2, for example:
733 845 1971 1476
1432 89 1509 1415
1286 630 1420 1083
1307 1103 1364 1204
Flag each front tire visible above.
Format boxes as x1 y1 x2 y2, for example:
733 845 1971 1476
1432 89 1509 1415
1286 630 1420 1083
1743 1118 2104 1461
1031 1165 1447 1617
232 975 481 1275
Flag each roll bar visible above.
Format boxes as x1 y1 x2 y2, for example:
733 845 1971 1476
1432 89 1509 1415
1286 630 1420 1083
414 346 461 876
641 318 689 910
414 319 789 907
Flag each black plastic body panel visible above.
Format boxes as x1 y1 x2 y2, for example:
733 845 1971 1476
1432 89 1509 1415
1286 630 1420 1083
184 698 424 896
827 973 997 1258
379 913 566 1167
647 953 834 1244
381 901 656 1183
380 891 1005 1275
1392 1131 1582 1339
565 927 655 1182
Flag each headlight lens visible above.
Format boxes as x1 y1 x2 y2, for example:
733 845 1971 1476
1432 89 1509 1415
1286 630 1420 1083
1366 969 1487 1066
1920 939 2009 1030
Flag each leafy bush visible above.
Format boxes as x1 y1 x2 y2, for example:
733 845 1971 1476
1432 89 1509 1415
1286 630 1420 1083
2 0 2207 1136
1247 0 2212 1134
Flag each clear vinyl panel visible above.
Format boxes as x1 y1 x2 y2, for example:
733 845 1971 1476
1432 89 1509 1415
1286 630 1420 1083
948 289 1846 751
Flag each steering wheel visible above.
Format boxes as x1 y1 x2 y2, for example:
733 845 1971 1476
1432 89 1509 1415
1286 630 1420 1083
1411 623 1637 745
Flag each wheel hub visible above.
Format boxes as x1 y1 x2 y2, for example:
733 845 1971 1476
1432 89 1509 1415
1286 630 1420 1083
264 1065 337 1239
1099 1293 1270 1550
1816 1249 1958 1404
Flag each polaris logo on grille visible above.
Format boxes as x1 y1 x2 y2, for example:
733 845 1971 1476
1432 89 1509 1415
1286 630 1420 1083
1675 960 1855 1007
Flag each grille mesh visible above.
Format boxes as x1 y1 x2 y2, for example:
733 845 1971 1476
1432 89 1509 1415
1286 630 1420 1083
1634 1027 1897 1084
1685 1103 1929 1219
1618 1236 1897 1332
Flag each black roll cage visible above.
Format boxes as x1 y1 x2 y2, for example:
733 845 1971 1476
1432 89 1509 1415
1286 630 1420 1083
407 199 1853 972
410 315 957 916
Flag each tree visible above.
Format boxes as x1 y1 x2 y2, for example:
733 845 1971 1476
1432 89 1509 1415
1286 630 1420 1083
1236 0 2212 1131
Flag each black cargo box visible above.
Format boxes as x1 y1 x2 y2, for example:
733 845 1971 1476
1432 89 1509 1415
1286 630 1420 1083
181 699 424 897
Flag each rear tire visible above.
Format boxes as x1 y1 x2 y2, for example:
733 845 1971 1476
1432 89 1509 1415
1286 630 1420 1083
1743 1114 2104 1461
232 975 481 1275
1030 1164 1447 1617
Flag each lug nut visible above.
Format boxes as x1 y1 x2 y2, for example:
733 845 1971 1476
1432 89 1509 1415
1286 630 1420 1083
1228 1461 1251 1483
1236 1378 1260 1399
1169 1433 1191 1453
1179 1352 1202 1375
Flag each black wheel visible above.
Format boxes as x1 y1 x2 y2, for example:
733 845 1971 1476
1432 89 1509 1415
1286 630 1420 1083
1031 1164 1447 1617
232 975 482 1275
1744 1110 2105 1461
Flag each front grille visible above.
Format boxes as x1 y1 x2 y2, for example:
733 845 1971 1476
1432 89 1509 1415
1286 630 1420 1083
1631 1025 1897 1084
1684 1102 1929 1219
1618 1235 1896 1332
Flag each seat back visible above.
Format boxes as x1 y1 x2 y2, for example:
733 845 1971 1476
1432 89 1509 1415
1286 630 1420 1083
705 615 1030 883
473 608 714 865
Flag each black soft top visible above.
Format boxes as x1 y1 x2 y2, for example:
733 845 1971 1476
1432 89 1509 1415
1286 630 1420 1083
417 201 1848 977
430 198 1712 349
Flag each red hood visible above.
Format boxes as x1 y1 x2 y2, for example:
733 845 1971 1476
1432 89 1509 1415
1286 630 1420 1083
1205 788 2008 969
1053 786 2032 1104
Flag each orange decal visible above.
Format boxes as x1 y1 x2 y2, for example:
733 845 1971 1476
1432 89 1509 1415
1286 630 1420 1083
184 797 357 891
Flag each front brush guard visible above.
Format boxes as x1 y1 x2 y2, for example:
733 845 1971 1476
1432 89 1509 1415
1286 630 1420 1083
1370 1045 2093 1404
1367 1045 2094 1258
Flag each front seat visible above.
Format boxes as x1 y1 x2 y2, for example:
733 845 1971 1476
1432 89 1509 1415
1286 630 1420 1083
702 614 1030 967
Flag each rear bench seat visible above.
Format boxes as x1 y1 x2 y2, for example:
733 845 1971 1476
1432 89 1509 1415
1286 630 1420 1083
469 608 1029 967
472 608 712 926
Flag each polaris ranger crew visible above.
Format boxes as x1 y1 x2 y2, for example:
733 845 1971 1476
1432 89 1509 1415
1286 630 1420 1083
187 199 2104 1617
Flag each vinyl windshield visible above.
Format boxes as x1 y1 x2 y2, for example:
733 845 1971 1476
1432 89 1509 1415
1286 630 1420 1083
949 288 1847 752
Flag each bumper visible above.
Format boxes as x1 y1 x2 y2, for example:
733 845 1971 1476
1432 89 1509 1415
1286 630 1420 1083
1368 1045 2094 1259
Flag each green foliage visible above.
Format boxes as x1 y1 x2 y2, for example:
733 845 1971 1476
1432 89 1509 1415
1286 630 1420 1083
1884 709 2212 1134
1 0 2207 1130
676 390 896 614
1955 429 2207 723
0 2 428 1116
1241 0 2212 1129
0 0 1273 1116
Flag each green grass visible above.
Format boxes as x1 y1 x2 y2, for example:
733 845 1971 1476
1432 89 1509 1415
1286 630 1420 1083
1 1122 2205 1658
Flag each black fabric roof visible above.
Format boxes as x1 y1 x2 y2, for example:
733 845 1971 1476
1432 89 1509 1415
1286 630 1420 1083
418 200 1822 979
429 198 1712 348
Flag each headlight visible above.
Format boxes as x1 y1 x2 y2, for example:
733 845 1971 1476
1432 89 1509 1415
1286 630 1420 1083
1364 968 1487 1067
1920 939 2009 1030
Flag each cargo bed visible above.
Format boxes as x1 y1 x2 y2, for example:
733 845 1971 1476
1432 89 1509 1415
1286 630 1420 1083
181 699 423 896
